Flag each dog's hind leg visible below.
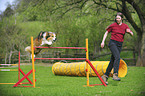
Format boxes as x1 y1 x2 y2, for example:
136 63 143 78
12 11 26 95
25 46 31 52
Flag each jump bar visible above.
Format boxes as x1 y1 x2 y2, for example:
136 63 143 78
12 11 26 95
34 58 86 60
34 46 86 50
0 64 18 65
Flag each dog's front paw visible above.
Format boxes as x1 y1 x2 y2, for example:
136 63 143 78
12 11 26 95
47 42 52 45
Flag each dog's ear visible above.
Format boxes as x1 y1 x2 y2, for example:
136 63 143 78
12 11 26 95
38 31 45 40
46 32 50 39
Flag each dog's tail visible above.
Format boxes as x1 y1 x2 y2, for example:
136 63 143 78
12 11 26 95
25 46 31 53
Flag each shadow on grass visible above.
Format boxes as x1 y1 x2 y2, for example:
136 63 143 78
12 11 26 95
109 80 120 86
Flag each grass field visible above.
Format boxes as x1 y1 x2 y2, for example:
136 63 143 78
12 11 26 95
0 63 145 96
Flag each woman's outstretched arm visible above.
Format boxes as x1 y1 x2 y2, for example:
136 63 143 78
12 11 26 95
101 31 109 48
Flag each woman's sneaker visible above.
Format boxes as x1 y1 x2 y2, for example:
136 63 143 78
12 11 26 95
101 75 108 85
112 73 121 81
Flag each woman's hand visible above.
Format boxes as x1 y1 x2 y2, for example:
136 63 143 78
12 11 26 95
101 42 105 48
101 31 108 48
126 29 133 36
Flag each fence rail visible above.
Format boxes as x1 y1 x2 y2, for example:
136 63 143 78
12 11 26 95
0 49 137 66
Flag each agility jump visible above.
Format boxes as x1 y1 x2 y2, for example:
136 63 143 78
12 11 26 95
0 64 18 84
13 37 107 88
0 52 33 85
0 64 18 71
13 43 36 87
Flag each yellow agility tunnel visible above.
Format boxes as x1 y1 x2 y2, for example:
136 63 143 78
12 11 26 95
52 59 127 77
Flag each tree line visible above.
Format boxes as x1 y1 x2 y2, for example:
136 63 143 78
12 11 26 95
0 0 144 66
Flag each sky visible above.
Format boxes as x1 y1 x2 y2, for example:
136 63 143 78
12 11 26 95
0 0 15 12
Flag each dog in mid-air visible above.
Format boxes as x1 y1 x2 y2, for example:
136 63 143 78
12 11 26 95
25 31 56 57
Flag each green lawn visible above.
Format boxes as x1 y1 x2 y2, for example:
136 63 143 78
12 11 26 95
0 63 145 96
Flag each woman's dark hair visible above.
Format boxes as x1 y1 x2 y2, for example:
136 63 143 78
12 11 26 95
115 12 124 22
117 12 124 18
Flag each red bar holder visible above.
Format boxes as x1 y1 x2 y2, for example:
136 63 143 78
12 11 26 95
86 59 107 86
13 69 36 87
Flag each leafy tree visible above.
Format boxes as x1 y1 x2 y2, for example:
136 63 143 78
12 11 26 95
3 4 14 17
52 0 145 66
0 17 27 63
0 0 139 64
